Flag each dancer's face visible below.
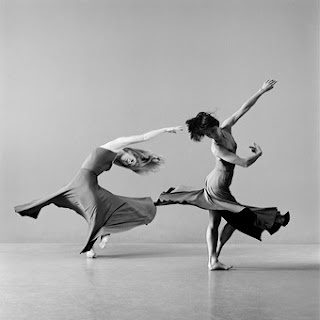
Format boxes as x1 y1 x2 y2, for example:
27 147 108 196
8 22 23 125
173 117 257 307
120 151 137 166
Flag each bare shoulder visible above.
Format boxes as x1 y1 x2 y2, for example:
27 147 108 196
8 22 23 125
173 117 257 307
220 123 232 134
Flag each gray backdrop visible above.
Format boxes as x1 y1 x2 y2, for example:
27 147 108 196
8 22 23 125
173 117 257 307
1 0 319 244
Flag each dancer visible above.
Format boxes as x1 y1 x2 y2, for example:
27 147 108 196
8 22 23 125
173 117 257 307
15 126 183 258
156 80 290 270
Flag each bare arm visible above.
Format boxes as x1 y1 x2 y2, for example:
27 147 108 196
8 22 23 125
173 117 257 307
221 79 277 129
100 126 183 152
213 143 263 168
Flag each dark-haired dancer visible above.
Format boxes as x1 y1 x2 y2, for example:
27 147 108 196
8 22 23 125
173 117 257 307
156 80 290 270
15 126 183 258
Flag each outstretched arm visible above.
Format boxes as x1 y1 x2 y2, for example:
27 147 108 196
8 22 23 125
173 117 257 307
213 143 263 168
101 126 183 152
221 79 277 129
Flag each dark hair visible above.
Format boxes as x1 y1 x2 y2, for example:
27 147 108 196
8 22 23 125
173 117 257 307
185 112 219 142
114 147 165 175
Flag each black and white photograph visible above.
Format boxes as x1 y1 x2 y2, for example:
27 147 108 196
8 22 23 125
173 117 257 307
1 0 319 319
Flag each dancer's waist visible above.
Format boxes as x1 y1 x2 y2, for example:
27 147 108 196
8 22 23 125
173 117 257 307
214 166 234 173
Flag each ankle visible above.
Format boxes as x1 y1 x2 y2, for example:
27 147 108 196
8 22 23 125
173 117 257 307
209 256 218 264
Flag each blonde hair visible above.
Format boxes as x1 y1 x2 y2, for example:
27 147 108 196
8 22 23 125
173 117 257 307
114 147 165 174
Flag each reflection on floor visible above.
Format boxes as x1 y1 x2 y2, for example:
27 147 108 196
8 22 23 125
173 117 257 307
0 243 319 320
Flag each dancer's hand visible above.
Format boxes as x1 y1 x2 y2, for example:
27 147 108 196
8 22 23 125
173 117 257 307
165 126 184 133
249 143 262 155
261 79 277 93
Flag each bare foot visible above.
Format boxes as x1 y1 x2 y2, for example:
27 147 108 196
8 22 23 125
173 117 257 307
99 234 110 249
86 249 97 259
208 261 232 271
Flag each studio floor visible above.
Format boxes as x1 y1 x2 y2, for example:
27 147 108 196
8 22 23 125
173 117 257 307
0 243 319 320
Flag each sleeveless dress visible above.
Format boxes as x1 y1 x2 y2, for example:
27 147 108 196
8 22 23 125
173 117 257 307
14 148 157 253
156 128 280 240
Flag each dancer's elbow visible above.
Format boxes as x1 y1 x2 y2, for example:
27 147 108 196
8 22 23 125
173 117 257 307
238 159 250 168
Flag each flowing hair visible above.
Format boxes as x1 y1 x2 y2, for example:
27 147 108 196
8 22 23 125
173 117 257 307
114 147 165 175
185 111 219 142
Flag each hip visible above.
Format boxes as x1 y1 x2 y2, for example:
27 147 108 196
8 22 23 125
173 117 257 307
205 169 234 187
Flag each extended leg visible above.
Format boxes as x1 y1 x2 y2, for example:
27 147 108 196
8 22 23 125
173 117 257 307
207 210 231 271
216 223 236 259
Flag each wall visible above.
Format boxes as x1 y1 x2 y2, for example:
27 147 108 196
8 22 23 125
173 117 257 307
1 0 319 244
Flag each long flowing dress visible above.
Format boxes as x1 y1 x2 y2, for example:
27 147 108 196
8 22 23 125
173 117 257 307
156 128 280 240
14 148 157 253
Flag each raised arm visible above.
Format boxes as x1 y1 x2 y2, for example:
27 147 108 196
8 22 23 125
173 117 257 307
213 143 263 168
221 79 277 129
100 126 183 152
